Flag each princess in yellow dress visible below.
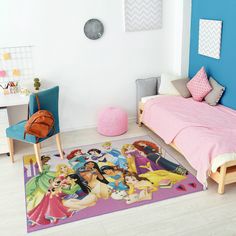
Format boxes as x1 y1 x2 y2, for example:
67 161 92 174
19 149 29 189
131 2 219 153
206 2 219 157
139 168 186 187
134 161 186 187
123 172 157 204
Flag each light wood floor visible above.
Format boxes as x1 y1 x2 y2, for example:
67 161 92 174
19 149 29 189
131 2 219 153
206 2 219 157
0 123 236 236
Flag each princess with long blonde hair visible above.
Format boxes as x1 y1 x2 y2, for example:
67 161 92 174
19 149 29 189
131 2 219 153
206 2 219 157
55 164 74 178
121 144 137 173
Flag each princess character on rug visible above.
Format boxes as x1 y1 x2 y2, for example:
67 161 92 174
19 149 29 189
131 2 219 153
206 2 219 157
63 167 111 211
26 155 56 212
133 141 188 176
67 149 88 170
124 172 157 204
102 142 128 169
27 177 73 226
55 164 74 179
87 149 106 162
61 174 90 200
83 161 109 184
101 165 128 191
121 144 159 174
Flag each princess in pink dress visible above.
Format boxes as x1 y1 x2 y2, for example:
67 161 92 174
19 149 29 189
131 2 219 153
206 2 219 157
27 177 73 226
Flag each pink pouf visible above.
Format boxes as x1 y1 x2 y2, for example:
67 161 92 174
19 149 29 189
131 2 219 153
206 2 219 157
97 107 128 136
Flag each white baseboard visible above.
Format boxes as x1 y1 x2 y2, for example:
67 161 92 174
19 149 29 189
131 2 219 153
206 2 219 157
61 116 137 133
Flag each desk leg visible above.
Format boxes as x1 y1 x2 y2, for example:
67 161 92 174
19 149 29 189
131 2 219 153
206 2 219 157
7 138 14 163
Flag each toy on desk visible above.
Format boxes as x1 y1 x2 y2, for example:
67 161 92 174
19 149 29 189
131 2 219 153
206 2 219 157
0 81 19 95
3 52 11 60
18 79 33 96
0 70 7 77
0 82 10 95
0 83 9 89
19 87 31 96
34 78 41 91
8 81 19 93
12 69 21 77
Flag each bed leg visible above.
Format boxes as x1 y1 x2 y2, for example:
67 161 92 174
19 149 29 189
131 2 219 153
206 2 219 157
138 117 142 127
218 165 227 194
138 102 143 127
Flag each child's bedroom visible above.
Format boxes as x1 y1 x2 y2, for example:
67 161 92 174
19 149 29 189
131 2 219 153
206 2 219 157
0 0 235 235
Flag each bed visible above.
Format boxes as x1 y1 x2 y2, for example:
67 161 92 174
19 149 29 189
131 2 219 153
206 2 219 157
136 77 236 194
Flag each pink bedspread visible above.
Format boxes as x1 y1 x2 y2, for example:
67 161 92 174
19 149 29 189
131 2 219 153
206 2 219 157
142 96 236 185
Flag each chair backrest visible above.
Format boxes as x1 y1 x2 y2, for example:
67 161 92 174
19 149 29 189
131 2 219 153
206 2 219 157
29 86 60 134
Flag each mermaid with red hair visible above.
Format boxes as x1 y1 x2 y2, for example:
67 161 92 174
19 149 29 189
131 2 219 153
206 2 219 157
67 149 88 171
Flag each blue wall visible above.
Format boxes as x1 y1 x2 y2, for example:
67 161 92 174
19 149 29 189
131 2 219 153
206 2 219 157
189 0 236 109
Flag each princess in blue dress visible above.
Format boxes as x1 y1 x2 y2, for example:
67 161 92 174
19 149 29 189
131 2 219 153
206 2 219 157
101 165 128 191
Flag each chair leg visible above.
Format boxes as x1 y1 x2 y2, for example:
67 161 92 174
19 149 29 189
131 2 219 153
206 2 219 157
55 133 64 159
7 138 14 163
34 143 42 172
218 165 227 194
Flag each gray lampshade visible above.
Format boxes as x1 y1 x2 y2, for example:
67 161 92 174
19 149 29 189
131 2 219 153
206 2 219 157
84 19 104 40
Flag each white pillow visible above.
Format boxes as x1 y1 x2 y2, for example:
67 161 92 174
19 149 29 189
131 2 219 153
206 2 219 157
159 73 181 95
141 95 171 103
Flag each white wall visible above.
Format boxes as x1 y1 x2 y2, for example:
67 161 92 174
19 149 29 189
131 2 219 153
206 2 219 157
181 0 192 76
170 0 192 77
0 0 191 131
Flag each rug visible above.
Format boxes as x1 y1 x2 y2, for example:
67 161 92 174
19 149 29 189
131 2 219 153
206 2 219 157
23 135 203 232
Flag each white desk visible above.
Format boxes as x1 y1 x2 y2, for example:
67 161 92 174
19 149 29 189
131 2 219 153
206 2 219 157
0 93 29 107
0 93 29 154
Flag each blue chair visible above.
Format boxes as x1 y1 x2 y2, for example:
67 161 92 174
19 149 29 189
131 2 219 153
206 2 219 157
6 86 64 172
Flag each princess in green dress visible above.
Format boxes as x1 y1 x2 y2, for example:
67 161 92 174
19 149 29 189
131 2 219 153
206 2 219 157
26 155 56 212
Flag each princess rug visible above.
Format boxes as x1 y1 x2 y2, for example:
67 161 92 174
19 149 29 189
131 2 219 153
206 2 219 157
24 135 203 232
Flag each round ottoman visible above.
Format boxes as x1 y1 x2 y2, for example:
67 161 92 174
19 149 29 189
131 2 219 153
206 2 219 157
97 107 128 136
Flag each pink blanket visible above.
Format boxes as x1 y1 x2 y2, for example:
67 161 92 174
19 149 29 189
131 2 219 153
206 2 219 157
142 96 236 185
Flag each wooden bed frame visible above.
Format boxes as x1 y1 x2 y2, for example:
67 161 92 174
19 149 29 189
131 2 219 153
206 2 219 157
138 101 236 194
